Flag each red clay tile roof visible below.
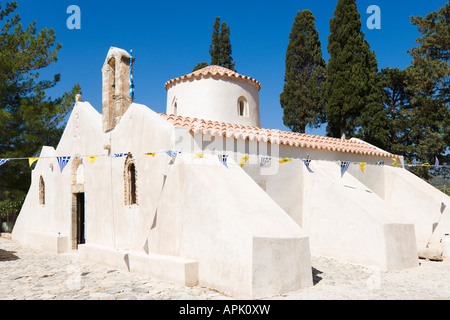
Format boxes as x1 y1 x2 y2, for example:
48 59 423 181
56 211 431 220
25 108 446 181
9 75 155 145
159 113 400 159
164 65 262 91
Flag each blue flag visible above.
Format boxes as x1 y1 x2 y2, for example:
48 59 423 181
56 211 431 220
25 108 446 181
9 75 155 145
57 157 71 173
165 150 180 157
130 51 135 101
0 159 10 167
435 157 440 168
303 159 314 173
260 156 271 167
340 161 350 177
218 155 229 168
115 153 127 158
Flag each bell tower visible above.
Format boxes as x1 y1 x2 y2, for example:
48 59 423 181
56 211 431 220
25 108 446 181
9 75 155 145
102 47 134 133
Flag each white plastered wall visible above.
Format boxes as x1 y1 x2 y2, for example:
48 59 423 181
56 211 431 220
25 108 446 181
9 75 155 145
166 78 261 127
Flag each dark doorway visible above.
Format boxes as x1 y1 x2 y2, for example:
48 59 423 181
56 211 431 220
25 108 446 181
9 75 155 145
76 193 85 245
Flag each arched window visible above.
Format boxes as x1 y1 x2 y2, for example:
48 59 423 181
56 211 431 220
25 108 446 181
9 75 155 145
172 97 178 116
124 154 138 206
238 97 248 117
39 176 45 205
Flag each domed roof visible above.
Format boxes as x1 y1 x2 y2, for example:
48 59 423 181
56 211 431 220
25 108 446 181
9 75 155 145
164 65 262 91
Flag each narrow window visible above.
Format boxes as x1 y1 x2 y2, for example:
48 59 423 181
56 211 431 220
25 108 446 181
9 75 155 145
174 102 178 116
124 155 138 206
39 176 45 205
238 97 248 117
128 163 137 205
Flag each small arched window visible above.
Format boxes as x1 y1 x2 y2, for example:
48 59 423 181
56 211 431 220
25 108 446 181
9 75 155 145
39 176 45 205
172 97 178 116
238 97 248 117
124 155 138 206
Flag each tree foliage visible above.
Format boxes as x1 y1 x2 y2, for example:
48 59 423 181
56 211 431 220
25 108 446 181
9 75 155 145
280 10 326 134
209 16 235 71
325 0 379 139
0 1 81 201
405 2 449 173
192 62 208 72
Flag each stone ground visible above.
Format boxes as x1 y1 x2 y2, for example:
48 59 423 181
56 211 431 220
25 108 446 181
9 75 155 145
0 235 449 300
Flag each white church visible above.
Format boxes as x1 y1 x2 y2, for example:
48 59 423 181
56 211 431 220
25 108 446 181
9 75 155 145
11 47 450 298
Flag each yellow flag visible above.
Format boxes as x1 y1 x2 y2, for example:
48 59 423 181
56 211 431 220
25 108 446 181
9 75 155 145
392 158 398 165
193 153 204 159
421 163 430 167
240 156 250 168
29 157 40 167
144 153 156 157
279 158 292 164
86 155 99 163
359 162 366 173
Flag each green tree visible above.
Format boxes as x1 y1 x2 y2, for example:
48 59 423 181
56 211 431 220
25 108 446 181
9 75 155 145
280 10 326 134
0 2 81 201
209 16 235 71
378 68 414 156
325 0 379 139
192 62 208 72
405 1 449 179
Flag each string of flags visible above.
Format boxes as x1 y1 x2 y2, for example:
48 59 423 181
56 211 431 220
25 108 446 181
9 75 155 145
0 151 447 177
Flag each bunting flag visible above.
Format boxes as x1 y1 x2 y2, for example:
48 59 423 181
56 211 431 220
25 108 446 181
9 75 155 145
359 162 366 173
86 155 99 163
260 156 271 167
57 157 71 173
0 159 10 167
240 156 250 168
29 157 41 167
193 153 204 159
341 161 350 177
165 150 180 157
130 50 135 101
144 153 156 157
303 159 313 173
392 158 398 165
114 153 127 158
218 155 229 168
279 158 293 164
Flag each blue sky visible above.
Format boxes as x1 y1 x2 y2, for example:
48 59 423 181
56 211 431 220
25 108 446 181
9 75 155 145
11 0 449 135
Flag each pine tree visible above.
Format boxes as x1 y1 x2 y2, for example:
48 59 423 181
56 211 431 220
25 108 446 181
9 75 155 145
209 17 235 71
406 1 449 179
325 0 379 139
379 68 414 157
280 10 326 134
0 2 81 201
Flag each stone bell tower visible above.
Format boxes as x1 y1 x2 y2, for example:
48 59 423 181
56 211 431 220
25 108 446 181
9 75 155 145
102 47 134 133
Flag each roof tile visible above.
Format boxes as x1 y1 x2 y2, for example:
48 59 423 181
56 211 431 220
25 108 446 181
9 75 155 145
159 113 400 159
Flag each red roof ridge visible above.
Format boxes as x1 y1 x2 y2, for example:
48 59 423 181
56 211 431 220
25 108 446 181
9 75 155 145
158 113 400 159
164 65 262 91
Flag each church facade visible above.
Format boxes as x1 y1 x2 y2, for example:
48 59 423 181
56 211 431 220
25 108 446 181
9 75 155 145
11 47 449 298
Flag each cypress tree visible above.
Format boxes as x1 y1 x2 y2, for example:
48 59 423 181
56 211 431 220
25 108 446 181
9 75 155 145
209 17 235 71
209 17 221 66
280 10 326 134
325 0 379 138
